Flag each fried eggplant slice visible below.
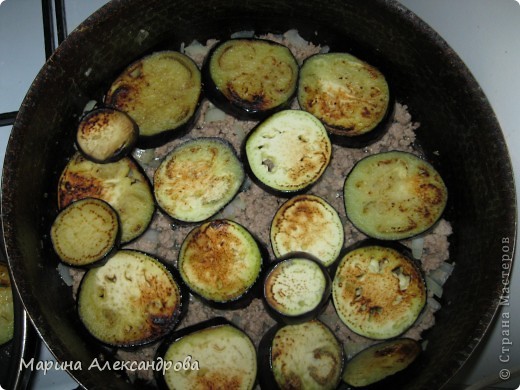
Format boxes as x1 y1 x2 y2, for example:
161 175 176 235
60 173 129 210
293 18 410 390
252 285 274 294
203 38 298 119
332 243 426 340
50 198 120 267
343 151 448 240
105 51 202 148
58 152 155 243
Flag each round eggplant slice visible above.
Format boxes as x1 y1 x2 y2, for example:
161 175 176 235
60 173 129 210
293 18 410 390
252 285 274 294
343 151 448 240
343 338 421 387
263 254 331 324
76 107 138 163
202 38 299 120
332 243 426 340
156 318 257 390
258 320 344 390
77 250 186 347
154 138 244 223
0 264 14 346
105 51 202 148
244 110 332 194
298 52 392 147
50 198 120 267
270 194 344 267
178 219 263 308
58 152 155 243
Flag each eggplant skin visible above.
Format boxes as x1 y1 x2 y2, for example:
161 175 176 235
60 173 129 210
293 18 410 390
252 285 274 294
298 52 392 147
343 338 421 387
0 264 14 346
76 107 138 163
156 318 257 390
202 38 299 120
332 243 426 340
154 138 245 223
343 151 448 240
57 152 155 244
258 320 344 390
105 51 202 148
77 250 186 348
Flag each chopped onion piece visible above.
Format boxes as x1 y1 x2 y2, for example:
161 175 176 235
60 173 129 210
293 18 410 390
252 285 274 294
425 275 443 298
204 106 227 123
82 100 97 113
427 297 442 311
140 228 160 243
133 148 155 165
411 236 424 259
429 261 455 286
57 262 74 286
283 29 309 48
183 40 210 58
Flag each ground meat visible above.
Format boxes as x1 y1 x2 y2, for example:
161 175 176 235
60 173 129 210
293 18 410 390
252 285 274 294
64 30 453 385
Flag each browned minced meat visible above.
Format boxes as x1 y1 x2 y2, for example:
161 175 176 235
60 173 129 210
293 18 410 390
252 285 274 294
63 30 452 384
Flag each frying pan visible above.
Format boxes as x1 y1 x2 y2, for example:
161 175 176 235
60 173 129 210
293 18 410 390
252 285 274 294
2 0 516 389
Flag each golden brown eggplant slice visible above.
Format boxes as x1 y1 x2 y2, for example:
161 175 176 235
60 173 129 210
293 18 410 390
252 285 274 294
156 318 257 390
343 151 448 240
50 198 120 267
203 38 299 119
258 319 344 390
105 51 202 148
57 152 155 243
332 243 426 340
263 254 331 324
270 194 344 267
77 250 186 347
298 52 392 147
154 138 244 223
343 338 421 387
76 107 138 163
178 219 263 309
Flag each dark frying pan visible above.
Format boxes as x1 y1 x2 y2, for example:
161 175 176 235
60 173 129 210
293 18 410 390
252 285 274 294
2 0 516 389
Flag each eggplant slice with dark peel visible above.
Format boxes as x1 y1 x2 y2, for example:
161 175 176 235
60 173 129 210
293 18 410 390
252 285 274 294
76 107 138 163
202 38 299 120
57 152 155 244
178 219 263 309
77 250 186 348
343 151 448 240
258 319 344 390
105 51 202 148
270 194 344 267
156 318 257 390
263 254 331 324
50 198 120 267
244 109 331 195
298 52 392 147
332 243 426 340
342 338 421 387
154 137 245 223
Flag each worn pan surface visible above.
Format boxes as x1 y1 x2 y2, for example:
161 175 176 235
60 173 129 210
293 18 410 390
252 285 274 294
2 0 516 389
